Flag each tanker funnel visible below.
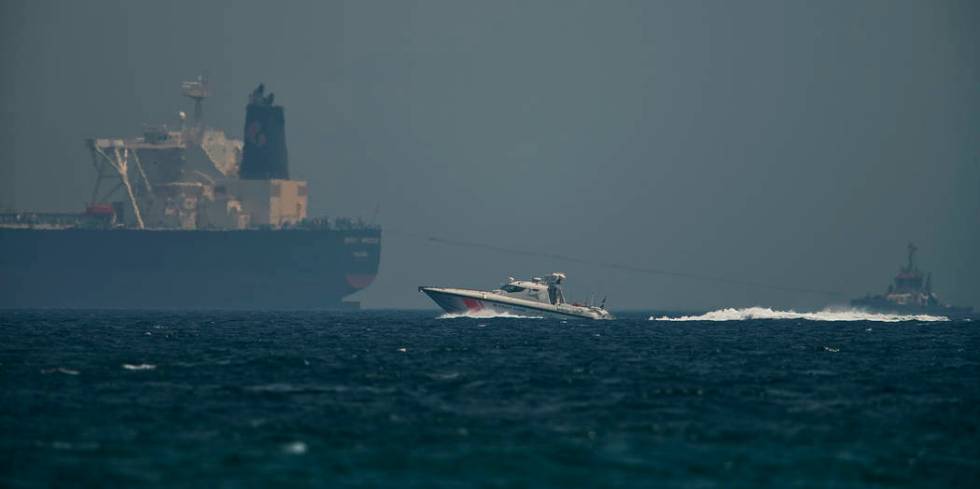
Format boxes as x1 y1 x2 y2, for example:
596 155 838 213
240 84 289 180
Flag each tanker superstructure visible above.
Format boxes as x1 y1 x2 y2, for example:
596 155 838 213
0 79 380 309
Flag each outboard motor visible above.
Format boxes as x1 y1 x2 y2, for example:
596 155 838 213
240 84 289 180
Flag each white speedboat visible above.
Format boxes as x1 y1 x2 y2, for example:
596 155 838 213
419 273 613 320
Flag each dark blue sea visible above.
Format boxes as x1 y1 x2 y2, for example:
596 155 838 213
1 310 978 488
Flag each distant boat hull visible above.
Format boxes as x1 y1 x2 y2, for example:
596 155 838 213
419 286 613 320
850 297 973 320
850 243 972 320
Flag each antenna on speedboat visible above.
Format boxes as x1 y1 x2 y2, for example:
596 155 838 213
600 296 607 309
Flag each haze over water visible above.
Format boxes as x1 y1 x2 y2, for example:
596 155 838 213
2 0 978 310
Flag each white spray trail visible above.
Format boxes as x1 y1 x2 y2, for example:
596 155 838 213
651 307 948 322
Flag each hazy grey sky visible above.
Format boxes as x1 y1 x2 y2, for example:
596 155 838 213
2 0 978 310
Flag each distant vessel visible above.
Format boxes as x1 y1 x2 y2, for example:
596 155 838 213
0 79 380 309
420 273 613 319
851 243 972 318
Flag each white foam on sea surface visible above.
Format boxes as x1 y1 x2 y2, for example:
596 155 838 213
282 441 307 455
437 311 543 319
47 441 100 451
651 307 949 322
41 367 79 376
122 363 157 370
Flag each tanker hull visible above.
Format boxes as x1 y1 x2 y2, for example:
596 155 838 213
0 228 380 310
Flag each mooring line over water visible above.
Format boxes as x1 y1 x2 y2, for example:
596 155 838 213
387 229 844 298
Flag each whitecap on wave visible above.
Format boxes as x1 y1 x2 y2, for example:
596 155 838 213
437 311 543 319
41 367 79 376
651 307 948 322
122 363 157 370
282 441 307 455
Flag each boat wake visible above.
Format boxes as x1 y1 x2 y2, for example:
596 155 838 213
437 311 543 320
651 307 949 322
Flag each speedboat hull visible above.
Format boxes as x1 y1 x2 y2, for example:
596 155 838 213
419 286 613 320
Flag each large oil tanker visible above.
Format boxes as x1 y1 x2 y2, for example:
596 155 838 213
0 79 380 309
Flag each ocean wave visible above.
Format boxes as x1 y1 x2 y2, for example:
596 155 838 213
242 383 395 395
122 363 157 370
282 441 307 455
650 307 949 322
437 311 543 319
41 367 79 376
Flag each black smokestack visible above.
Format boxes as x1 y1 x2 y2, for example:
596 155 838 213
239 84 289 180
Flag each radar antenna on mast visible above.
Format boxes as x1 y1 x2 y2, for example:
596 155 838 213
181 76 209 127
906 242 918 272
